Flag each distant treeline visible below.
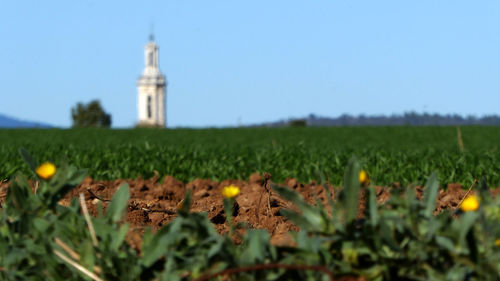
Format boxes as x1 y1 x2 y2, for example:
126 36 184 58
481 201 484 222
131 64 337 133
260 112 500 127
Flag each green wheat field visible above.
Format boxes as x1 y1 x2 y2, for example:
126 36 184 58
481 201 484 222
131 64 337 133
2 126 499 186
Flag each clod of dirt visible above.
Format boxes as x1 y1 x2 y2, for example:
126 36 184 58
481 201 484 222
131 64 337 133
248 173 262 184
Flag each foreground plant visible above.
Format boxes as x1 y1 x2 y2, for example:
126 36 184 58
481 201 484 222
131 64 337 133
1 150 500 280
221 184 240 237
272 157 500 280
0 150 286 280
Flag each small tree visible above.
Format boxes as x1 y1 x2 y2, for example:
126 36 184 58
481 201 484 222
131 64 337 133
71 100 112 128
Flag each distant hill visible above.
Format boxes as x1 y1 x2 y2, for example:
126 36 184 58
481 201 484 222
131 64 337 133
0 113 53 128
253 112 500 127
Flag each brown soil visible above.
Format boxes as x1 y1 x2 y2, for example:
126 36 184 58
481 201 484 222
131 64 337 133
1 174 499 252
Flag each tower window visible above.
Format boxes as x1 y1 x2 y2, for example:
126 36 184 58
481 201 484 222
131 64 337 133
148 51 154 66
147 96 152 118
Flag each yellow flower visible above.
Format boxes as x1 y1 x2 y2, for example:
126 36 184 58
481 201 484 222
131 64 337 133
495 239 500 246
35 162 56 180
221 184 240 199
460 195 479 212
359 170 369 186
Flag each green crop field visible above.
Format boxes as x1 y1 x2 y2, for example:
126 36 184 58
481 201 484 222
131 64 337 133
1 126 500 186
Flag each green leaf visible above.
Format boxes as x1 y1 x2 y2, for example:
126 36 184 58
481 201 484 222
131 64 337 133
141 223 177 267
66 169 87 186
18 148 37 173
32 218 50 233
79 240 95 274
423 172 439 218
240 229 271 265
405 184 416 208
342 156 361 224
6 174 39 217
279 209 314 230
141 227 153 251
379 221 401 252
445 265 468 281
106 183 130 223
367 187 378 227
273 184 325 231
436 236 455 252
46 168 87 209
110 223 130 251
459 211 479 244
321 183 336 218
478 177 492 205
206 237 225 259
272 184 307 208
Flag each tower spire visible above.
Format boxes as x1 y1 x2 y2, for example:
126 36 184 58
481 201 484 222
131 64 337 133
149 23 155 42
137 32 167 128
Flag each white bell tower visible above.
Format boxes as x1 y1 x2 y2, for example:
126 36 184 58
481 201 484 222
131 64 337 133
137 34 167 127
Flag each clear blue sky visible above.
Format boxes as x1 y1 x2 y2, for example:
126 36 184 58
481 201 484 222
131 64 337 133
1 0 499 128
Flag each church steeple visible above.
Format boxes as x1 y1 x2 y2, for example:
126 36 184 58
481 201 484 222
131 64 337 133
143 36 159 74
137 35 167 127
